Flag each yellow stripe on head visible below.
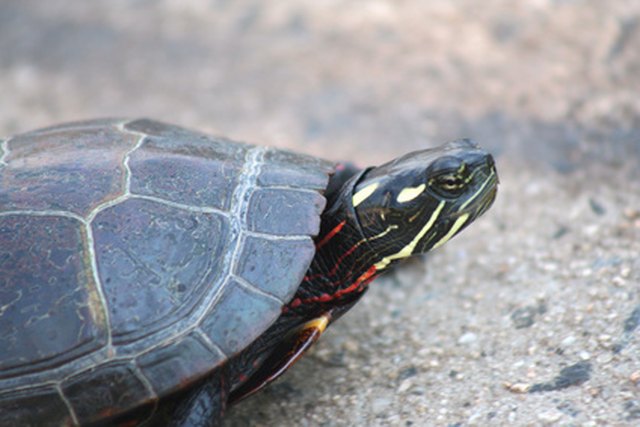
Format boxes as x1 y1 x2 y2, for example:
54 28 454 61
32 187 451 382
352 182 379 207
374 201 445 270
431 213 469 249
397 184 426 203
459 169 495 211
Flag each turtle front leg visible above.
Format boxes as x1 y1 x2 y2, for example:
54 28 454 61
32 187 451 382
228 313 331 405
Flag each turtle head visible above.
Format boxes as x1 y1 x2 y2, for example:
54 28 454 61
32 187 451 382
351 139 498 271
287 139 497 316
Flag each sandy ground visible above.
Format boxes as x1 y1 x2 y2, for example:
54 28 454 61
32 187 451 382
1 1 639 425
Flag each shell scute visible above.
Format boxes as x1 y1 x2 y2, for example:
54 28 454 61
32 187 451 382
92 198 230 345
127 120 248 211
0 214 106 379
0 385 72 427
61 360 154 425
235 235 315 302
199 279 282 356
137 332 225 397
247 188 326 236
0 126 137 216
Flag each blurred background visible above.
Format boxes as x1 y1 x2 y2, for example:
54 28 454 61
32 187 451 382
1 1 639 425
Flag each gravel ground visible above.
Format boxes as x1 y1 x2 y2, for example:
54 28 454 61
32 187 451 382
1 1 639 425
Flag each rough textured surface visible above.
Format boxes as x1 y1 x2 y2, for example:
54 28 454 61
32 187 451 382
0 1 638 425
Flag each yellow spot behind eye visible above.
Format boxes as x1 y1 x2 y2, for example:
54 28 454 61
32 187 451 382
374 201 445 270
352 182 379 207
431 213 469 249
397 184 426 203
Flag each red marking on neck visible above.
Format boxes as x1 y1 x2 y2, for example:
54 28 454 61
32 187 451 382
295 265 378 307
328 242 362 276
303 239 364 283
316 220 347 250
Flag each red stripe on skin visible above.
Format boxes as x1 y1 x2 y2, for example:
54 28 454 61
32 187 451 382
328 242 363 276
316 220 347 250
298 265 378 306
304 239 364 283
283 297 301 313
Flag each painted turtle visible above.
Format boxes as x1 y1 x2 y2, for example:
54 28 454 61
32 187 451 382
0 119 497 426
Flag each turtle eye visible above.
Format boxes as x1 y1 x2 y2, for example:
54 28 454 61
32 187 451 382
430 173 467 198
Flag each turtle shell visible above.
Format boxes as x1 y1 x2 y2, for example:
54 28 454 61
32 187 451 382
0 119 334 426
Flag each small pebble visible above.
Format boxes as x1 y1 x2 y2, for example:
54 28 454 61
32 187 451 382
397 366 418 381
398 379 412 393
587 386 602 398
537 409 563 423
503 382 531 393
598 334 612 343
561 335 576 347
589 198 606 216
630 371 640 385
458 332 478 344
342 339 359 353
612 276 626 287
596 353 613 364
511 306 537 329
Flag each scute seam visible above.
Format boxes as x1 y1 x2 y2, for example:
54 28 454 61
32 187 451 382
117 120 147 194
244 230 311 241
55 383 79 426
131 364 159 424
58 356 135 381
193 328 228 359
86 194 130 222
83 217 111 352
257 185 323 195
232 275 284 305
0 209 85 222
81 126 146 357
196 146 267 326
131 194 230 217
